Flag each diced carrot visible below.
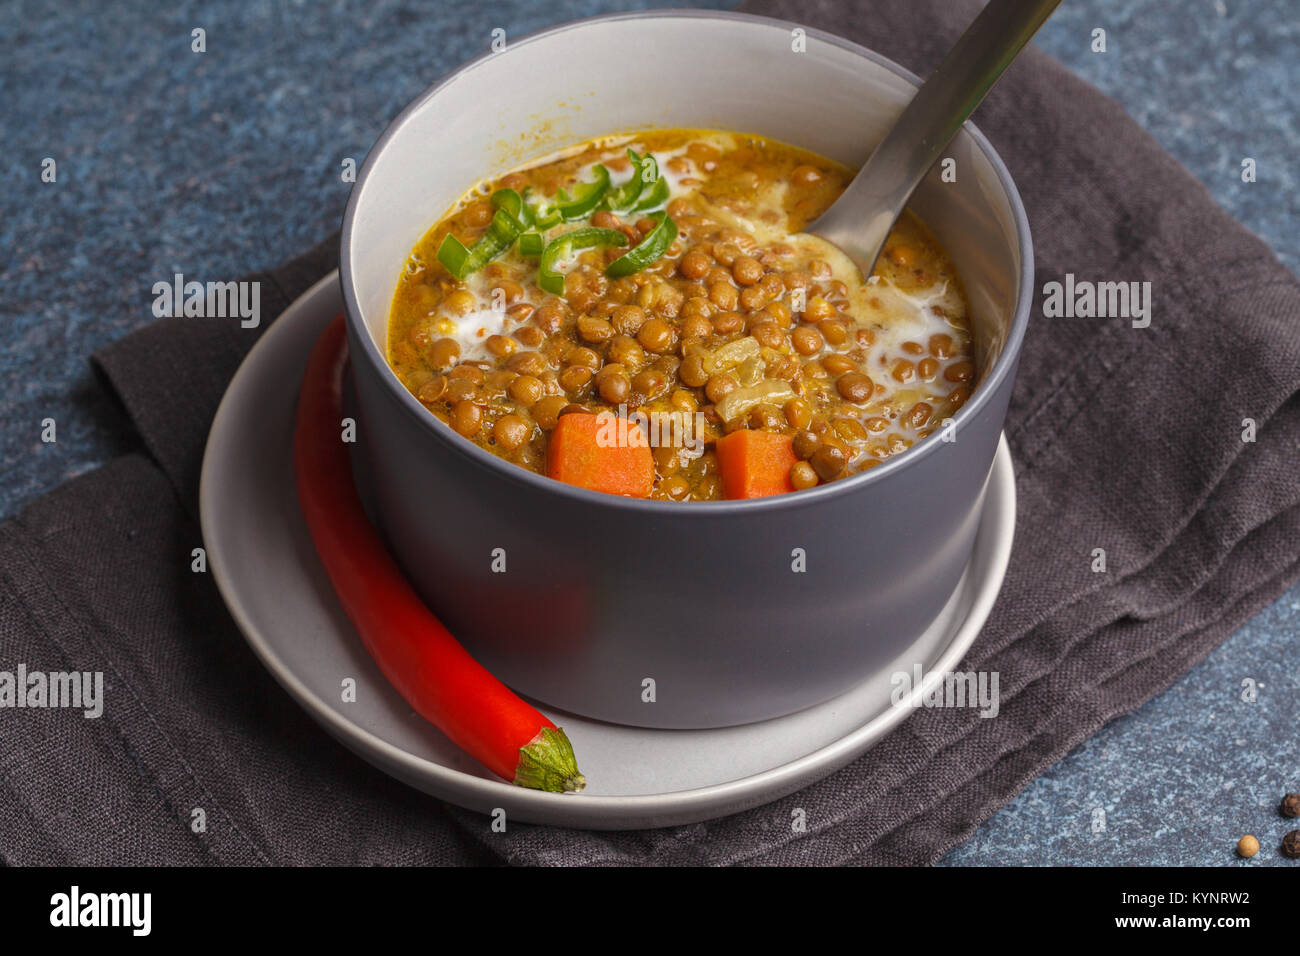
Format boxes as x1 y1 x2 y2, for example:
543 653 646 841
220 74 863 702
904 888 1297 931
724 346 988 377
716 430 799 499
546 412 654 498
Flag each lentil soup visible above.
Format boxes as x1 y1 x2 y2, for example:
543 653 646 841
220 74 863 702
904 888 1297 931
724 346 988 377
386 129 975 501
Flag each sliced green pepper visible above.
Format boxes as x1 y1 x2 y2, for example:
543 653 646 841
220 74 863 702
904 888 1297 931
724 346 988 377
555 165 611 221
518 232 544 257
522 187 562 229
490 188 530 228
603 150 659 214
434 189 539 278
435 207 523 279
538 227 628 295
605 212 677 279
632 175 670 212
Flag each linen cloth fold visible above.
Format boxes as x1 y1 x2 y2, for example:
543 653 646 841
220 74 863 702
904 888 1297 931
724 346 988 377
1 0 1297 865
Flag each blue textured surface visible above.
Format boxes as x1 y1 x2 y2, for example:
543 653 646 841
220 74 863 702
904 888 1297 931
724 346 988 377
1 0 1296 865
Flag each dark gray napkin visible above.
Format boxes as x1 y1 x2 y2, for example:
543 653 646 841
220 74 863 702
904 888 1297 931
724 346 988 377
3 0 1299 865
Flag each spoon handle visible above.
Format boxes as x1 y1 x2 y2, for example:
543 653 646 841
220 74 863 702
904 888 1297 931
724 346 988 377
808 0 1061 276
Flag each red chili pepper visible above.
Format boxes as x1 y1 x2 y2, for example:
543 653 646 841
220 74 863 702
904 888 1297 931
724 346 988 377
293 316 585 792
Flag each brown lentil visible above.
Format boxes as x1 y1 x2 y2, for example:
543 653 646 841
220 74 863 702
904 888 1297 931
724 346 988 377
577 314 614 343
713 310 744 334
944 360 974 383
493 414 531 450
558 366 592 392
631 368 667 396
611 304 647 335
417 375 447 403
823 353 858 375
784 397 813 430
638 317 678 353
705 373 739 405
792 326 824 355
792 430 820 460
451 400 482 437
837 372 874 404
810 444 847 480
790 460 818 489
680 354 710 388
427 337 461 368
820 320 848 345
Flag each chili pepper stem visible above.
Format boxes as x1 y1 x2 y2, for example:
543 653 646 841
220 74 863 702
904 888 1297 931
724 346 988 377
513 726 586 793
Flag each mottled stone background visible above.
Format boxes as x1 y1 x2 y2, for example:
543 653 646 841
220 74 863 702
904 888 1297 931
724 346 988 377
1 0 1295 864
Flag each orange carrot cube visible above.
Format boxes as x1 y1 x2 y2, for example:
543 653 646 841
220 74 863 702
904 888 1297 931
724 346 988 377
546 412 654 498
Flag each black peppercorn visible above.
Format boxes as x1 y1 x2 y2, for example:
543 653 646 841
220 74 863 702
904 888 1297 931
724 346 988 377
1282 793 1300 819
1283 830 1300 859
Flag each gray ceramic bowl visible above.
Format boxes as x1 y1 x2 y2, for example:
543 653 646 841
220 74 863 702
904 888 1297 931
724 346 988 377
340 11 1032 729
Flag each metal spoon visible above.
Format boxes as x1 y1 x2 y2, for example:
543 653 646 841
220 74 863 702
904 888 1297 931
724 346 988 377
807 0 1062 278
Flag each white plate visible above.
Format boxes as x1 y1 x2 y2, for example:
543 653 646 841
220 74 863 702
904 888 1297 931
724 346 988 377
200 272 1016 829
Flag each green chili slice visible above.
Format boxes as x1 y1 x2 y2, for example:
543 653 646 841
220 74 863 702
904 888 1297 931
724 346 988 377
603 150 659 213
555 165 611 221
523 187 562 230
632 175 670 212
435 234 473 278
537 227 628 295
605 212 677 279
435 207 523 279
518 232 544 257
490 188 530 228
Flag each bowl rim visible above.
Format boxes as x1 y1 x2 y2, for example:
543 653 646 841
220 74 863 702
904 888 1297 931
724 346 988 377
340 8 1033 514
